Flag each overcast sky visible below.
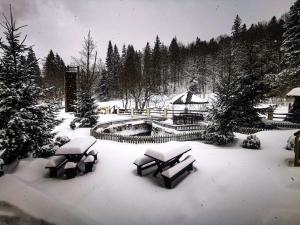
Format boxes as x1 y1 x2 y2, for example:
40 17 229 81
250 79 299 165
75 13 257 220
0 0 295 64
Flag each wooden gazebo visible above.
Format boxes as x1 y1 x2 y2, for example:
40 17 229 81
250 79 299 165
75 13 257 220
170 91 208 125
286 87 300 123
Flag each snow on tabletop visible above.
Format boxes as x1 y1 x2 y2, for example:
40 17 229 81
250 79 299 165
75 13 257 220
133 155 154 165
64 162 76 169
84 155 94 163
161 155 195 178
55 136 96 155
145 141 191 162
286 87 300 96
45 155 66 167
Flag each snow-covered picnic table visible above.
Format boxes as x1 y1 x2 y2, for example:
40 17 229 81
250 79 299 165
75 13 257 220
55 136 97 162
144 141 191 176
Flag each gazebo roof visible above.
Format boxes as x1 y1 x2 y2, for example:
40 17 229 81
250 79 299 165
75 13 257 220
171 91 208 105
287 87 300 97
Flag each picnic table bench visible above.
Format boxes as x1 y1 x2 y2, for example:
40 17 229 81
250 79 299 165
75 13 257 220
46 136 97 178
133 156 156 176
134 141 195 188
161 155 195 188
144 142 192 177
45 155 68 177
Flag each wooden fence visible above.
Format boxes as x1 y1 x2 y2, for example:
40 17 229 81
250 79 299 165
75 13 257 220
90 129 203 144
152 120 207 131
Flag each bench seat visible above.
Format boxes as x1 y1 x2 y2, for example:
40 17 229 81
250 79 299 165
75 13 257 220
45 155 68 178
133 156 156 176
161 155 195 188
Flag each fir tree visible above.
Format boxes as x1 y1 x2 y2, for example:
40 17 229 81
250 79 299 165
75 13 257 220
26 47 41 86
71 31 98 128
152 36 162 91
0 7 55 162
279 0 300 91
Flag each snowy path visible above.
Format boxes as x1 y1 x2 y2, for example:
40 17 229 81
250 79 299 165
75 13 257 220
1 113 300 225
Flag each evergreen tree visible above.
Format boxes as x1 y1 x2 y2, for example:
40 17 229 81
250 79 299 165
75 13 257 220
43 50 65 99
0 7 55 163
152 36 162 91
169 37 180 91
71 31 98 128
279 0 300 91
105 41 114 99
26 47 41 86
113 44 121 97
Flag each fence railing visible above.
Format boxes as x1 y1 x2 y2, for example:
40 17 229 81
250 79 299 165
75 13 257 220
90 129 203 144
152 120 207 131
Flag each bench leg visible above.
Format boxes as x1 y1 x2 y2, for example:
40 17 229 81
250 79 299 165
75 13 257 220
163 177 172 189
49 168 57 178
137 166 142 176
187 163 194 171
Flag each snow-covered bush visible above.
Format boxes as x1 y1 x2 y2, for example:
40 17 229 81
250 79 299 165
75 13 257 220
55 136 71 147
286 135 295 151
33 143 59 158
242 135 261 149
203 125 234 145
70 120 77 130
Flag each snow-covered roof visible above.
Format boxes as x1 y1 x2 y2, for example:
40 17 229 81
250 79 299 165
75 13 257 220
55 136 96 155
145 141 191 162
171 91 208 105
286 87 300 97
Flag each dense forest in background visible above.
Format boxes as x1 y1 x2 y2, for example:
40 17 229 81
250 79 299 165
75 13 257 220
40 11 298 110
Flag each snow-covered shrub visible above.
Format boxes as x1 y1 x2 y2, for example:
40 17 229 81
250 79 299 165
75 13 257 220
33 144 59 158
203 125 234 145
286 135 295 151
55 136 71 147
242 135 261 149
70 120 77 130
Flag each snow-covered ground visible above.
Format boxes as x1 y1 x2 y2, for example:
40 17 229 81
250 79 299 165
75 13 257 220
1 111 300 225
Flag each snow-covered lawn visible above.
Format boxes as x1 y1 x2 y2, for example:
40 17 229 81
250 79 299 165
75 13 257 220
1 112 300 225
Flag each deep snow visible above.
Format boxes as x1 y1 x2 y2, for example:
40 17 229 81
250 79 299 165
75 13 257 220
1 111 300 225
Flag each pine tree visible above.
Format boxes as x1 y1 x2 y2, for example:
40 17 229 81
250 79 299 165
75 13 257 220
105 41 114 99
71 31 98 128
0 7 55 162
279 0 300 91
26 47 41 86
113 44 121 97
43 50 65 99
169 37 180 91
152 36 162 91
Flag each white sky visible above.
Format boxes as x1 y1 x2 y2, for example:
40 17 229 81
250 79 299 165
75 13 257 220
0 0 295 64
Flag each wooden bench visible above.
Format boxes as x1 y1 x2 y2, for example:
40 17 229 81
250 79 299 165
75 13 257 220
161 155 195 188
86 149 98 163
133 156 156 176
45 156 68 178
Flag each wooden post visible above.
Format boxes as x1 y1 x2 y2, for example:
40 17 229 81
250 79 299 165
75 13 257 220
131 108 134 117
164 108 168 119
146 108 150 118
268 110 273 120
117 107 120 115
294 131 300 167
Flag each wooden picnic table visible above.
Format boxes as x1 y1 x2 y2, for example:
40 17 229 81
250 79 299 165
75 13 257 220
55 136 97 162
144 142 191 176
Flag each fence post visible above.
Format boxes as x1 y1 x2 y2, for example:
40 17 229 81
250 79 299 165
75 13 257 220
146 108 150 118
268 110 273 120
164 108 168 119
294 131 300 167
131 108 134 117
117 107 120 115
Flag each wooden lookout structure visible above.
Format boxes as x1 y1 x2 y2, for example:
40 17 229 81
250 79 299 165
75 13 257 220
65 66 79 112
286 87 300 123
170 91 208 125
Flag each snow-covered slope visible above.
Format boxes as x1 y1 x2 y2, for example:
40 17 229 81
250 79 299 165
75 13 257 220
1 113 300 225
